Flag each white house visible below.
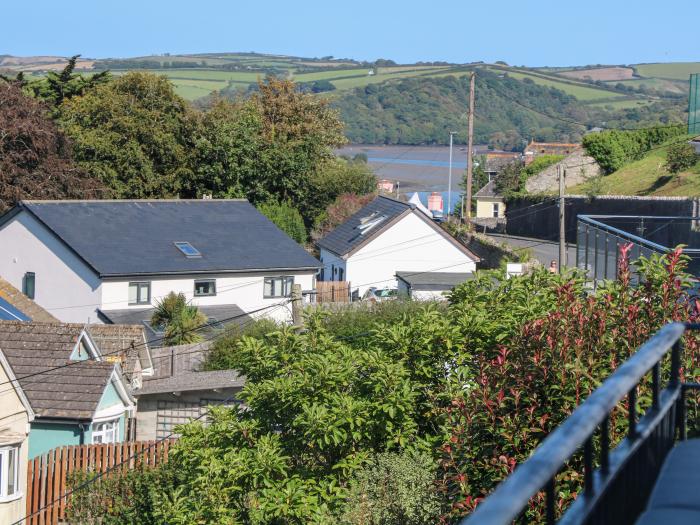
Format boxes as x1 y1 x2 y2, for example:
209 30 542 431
0 200 320 339
316 196 478 297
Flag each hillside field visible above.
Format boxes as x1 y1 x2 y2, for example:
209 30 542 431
569 141 700 197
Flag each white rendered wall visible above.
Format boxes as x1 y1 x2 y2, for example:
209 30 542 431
318 249 346 282
0 211 102 323
345 212 476 296
100 271 316 323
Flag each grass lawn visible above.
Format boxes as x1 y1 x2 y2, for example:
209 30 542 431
569 146 700 197
635 62 700 80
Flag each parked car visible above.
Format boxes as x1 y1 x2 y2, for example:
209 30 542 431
361 287 398 303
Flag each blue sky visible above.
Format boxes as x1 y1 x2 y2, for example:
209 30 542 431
3 0 697 66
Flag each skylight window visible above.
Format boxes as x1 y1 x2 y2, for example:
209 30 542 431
357 215 386 235
174 241 201 258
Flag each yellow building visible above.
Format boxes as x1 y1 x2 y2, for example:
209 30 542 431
474 180 505 219
0 350 34 524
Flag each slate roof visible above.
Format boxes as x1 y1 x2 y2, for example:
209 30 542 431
4 200 320 277
135 370 245 396
136 341 244 396
98 304 250 347
0 321 117 419
474 180 502 199
0 277 58 322
396 271 475 291
317 196 414 257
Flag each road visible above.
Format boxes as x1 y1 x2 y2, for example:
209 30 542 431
486 233 577 268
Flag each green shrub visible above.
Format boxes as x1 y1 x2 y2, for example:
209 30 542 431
257 200 308 243
583 126 684 174
203 317 281 370
339 450 441 525
665 141 700 174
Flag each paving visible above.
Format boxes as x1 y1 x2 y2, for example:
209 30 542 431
486 233 577 268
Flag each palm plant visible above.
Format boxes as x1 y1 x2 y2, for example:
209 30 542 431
151 292 207 345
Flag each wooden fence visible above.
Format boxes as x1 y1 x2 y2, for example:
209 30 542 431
316 281 352 303
26 440 173 525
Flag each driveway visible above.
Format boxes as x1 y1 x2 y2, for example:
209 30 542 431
486 233 577 268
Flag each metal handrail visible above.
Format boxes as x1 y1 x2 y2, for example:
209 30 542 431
578 215 700 254
462 322 694 525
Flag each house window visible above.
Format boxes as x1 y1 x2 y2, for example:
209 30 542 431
492 203 500 218
194 279 216 296
0 446 20 501
338 268 344 281
128 282 151 305
92 419 119 444
264 276 294 298
22 272 35 299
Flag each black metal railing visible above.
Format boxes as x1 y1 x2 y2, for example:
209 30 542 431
576 215 700 284
462 322 700 525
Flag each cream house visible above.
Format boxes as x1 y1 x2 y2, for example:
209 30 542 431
474 180 506 219
0 350 34 524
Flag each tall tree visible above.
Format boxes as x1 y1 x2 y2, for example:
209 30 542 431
58 72 199 198
0 81 105 212
27 55 111 108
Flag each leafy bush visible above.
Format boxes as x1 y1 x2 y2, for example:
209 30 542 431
495 155 564 197
582 126 684 174
338 450 441 525
257 200 308 243
665 141 699 174
203 317 281 370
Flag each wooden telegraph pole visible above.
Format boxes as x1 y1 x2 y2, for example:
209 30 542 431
465 71 476 225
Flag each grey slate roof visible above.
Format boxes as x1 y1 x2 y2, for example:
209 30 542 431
98 304 250 347
317 196 413 257
396 271 475 291
7 200 320 277
86 324 152 381
135 369 245 396
136 340 244 396
0 321 117 419
474 180 501 199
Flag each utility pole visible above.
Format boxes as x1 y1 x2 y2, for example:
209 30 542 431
465 71 476 225
291 283 303 330
448 131 456 221
558 165 566 273
395 180 400 199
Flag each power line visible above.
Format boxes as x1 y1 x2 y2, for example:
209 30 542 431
0 300 291 394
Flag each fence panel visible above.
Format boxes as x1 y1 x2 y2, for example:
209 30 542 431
26 440 174 525
316 281 351 303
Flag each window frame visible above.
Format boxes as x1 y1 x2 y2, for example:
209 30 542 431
22 272 35 300
91 418 119 445
492 202 500 218
194 279 217 297
0 445 21 502
263 276 295 298
128 281 151 305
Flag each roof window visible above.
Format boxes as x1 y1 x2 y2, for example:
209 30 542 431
174 241 201 258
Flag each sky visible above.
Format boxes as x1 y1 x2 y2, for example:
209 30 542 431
3 0 698 66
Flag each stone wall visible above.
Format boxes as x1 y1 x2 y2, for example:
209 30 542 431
525 150 602 193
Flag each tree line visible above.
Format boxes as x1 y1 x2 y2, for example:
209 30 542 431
0 60 377 242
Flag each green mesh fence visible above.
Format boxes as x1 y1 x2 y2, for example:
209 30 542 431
690 73 700 134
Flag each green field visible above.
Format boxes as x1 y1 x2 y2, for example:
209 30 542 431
635 62 700 80
498 70 624 101
569 143 700 197
587 98 653 110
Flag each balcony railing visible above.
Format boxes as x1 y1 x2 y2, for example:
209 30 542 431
461 322 700 525
576 215 700 284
